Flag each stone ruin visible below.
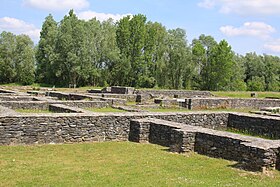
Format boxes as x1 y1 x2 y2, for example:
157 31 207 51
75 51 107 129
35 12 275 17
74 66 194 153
0 86 279 172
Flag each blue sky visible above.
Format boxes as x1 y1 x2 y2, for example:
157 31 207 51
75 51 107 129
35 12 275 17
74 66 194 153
1 0 280 56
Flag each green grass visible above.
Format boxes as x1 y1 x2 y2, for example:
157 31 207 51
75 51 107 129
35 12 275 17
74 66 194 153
0 142 279 186
15 109 53 113
226 128 277 140
212 91 280 98
86 107 125 112
126 101 138 106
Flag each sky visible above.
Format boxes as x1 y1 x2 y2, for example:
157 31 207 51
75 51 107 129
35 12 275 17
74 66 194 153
1 0 280 56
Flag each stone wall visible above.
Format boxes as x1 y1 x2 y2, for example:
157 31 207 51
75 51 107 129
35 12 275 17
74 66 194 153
0 100 109 110
87 93 137 102
228 113 280 139
0 112 228 145
0 89 17 94
188 98 280 110
135 90 213 98
129 118 280 171
0 96 36 101
49 104 86 113
111 86 135 94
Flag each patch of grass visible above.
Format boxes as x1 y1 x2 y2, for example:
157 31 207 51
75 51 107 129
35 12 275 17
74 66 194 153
15 109 53 113
86 107 125 112
226 128 277 140
126 101 138 106
0 142 279 186
212 91 280 99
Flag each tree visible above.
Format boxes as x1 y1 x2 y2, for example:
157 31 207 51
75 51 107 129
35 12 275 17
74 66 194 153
15 35 35 85
36 14 58 84
191 34 217 90
0 31 17 83
228 54 247 91
115 15 132 86
164 28 192 89
263 55 280 91
208 40 234 91
55 10 86 86
244 53 266 91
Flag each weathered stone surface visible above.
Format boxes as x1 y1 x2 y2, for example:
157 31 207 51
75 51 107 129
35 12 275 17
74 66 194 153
188 98 280 110
228 113 280 139
0 112 228 146
49 104 87 113
111 86 135 94
129 118 280 171
135 90 213 98
0 100 109 110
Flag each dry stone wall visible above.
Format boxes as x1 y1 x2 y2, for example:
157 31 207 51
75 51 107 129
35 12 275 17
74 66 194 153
136 90 213 98
0 101 109 110
228 113 280 139
0 112 228 145
188 98 280 110
129 118 280 171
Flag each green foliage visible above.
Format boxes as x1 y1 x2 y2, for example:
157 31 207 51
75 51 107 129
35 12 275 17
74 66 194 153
0 31 17 83
0 32 35 85
36 14 58 84
247 76 266 91
0 12 279 90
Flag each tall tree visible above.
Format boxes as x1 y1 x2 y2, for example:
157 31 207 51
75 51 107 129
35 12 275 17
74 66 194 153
164 28 192 89
191 34 217 90
36 14 58 84
115 15 132 86
15 35 35 85
263 55 280 91
208 40 234 90
0 31 17 83
55 10 86 86
244 52 266 91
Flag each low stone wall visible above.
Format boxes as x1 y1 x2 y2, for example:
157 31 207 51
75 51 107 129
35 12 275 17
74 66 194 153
49 104 86 113
111 86 135 94
0 101 49 110
87 93 137 102
0 96 35 101
129 118 280 171
47 91 126 106
0 100 109 110
228 113 280 139
136 90 213 98
0 89 17 94
188 98 280 110
0 112 228 145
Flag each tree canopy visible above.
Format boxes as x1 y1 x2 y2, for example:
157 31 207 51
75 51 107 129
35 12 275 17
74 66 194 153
0 10 279 91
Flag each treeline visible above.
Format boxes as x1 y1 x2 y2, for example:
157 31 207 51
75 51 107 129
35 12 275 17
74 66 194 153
0 10 279 91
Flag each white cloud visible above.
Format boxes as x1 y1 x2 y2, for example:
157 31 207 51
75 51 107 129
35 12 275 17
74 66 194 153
198 0 280 15
0 17 40 41
220 22 276 39
23 0 89 11
197 0 216 9
264 40 280 53
78 11 132 22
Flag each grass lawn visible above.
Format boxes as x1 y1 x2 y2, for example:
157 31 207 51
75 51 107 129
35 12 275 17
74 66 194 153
226 128 277 140
15 109 53 113
86 107 125 112
212 91 280 98
0 142 279 186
